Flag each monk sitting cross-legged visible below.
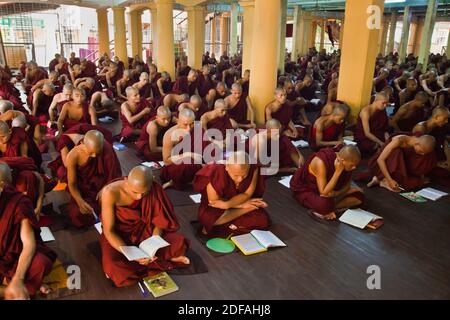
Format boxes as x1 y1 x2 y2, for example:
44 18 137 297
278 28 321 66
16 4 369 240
224 83 256 129
367 134 436 192
354 92 390 156
99 165 190 287
193 151 270 238
0 162 57 300
309 103 349 150
290 146 364 221
200 99 236 142
390 91 429 132
66 130 122 228
57 88 97 134
265 88 299 139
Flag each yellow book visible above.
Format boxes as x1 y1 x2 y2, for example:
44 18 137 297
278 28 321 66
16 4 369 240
231 230 286 256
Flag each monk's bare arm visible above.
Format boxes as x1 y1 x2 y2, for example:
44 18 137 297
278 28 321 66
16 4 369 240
376 136 403 184
31 90 41 116
315 122 341 147
148 122 162 153
157 78 166 96
200 113 210 130
66 149 93 214
116 80 127 100
106 72 113 88
246 97 255 125
390 105 408 131
121 103 149 125
101 189 127 252
312 157 343 197
393 77 402 92
412 122 427 135
361 109 384 145
57 104 68 134
48 95 60 122
437 75 446 89
33 172 44 218
265 104 274 121
88 105 98 125
19 141 28 158
421 80 436 96
399 90 407 107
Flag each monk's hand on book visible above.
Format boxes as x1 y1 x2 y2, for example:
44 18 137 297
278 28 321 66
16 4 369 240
5 278 29 300
387 179 401 192
79 200 94 215
137 257 157 266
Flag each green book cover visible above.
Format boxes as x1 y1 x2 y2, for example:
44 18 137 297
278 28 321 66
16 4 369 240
143 272 179 298
400 192 427 203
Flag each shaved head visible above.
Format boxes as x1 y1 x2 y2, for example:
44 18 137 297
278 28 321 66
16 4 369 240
126 86 139 97
417 135 436 154
127 165 154 194
157 106 171 117
11 114 27 128
0 162 12 185
226 151 250 166
225 151 251 183
415 91 429 102
432 106 450 118
179 107 195 121
332 103 349 116
374 92 389 102
338 145 361 163
231 83 242 92
0 100 14 113
190 95 202 105
216 82 226 90
84 130 104 154
214 99 227 110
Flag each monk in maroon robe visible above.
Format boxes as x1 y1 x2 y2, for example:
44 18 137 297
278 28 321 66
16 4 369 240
24 62 48 94
390 92 429 132
132 72 151 99
0 81 26 114
120 87 154 142
290 146 364 221
160 109 206 190
30 83 56 123
197 65 215 99
66 130 122 228
48 83 73 122
176 95 208 121
225 83 255 129
355 92 390 156
0 163 56 299
57 88 97 133
367 135 436 192
265 88 299 138
136 106 173 162
200 99 235 141
193 151 270 238
171 70 199 97
309 104 348 150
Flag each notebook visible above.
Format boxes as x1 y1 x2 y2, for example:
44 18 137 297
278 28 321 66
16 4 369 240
113 143 127 151
142 272 179 298
94 222 102 234
141 161 165 169
292 140 309 148
120 235 170 261
339 208 384 230
278 176 292 188
231 230 286 255
416 188 448 201
189 194 202 204
40 227 55 242
400 192 427 203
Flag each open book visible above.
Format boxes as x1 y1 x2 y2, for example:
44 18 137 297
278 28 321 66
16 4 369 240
143 272 179 298
416 188 448 201
292 140 309 148
142 161 165 169
231 230 286 255
278 175 292 188
189 194 202 204
120 235 170 261
40 227 55 242
339 208 384 230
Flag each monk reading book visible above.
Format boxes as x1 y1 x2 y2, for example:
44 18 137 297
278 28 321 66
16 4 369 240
309 104 348 150
57 88 97 134
224 83 256 129
265 88 299 138
99 165 189 287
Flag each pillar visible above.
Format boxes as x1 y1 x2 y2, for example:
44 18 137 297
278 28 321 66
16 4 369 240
240 0 254 73
337 0 384 121
418 0 438 71
379 15 389 55
129 10 143 59
96 8 110 57
155 0 175 79
407 17 418 55
230 3 238 56
387 12 397 54
186 6 206 70
447 30 450 59
398 7 411 63
413 18 424 57
220 14 229 56
300 11 313 55
249 0 281 125
291 5 301 61
150 7 158 61
211 17 217 56
309 20 317 49
278 0 287 74
112 6 128 68
320 20 325 51
339 21 344 49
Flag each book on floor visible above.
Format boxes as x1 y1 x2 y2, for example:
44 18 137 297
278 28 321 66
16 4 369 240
113 143 127 151
141 161 165 169
94 222 102 234
231 230 286 255
400 192 427 203
142 272 179 298
120 235 170 261
278 175 292 188
292 140 309 148
339 208 384 230
416 188 448 201
189 194 202 204
40 227 55 242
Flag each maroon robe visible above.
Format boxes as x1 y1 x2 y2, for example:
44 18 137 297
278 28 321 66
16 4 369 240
193 164 270 238
100 181 189 287
265 103 293 133
227 96 249 125
68 140 122 228
368 138 437 191
62 102 92 131
197 73 215 98
29 92 55 123
0 186 57 295
397 107 426 132
309 121 345 151
0 83 27 114
135 117 172 161
82 61 97 78
206 114 234 138
290 148 364 215
0 127 42 169
354 109 389 155
172 76 198 96
120 99 155 141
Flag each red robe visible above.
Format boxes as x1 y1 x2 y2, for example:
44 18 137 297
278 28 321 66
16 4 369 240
193 164 270 238
172 76 198 96
100 181 189 287
0 127 42 169
265 103 293 133
260 135 299 169
368 138 437 191
68 140 122 228
0 186 56 295
397 107 426 132
309 121 345 150
135 117 172 161
197 73 215 98
206 114 234 138
28 92 55 124
290 148 364 215
120 99 154 141
227 96 249 125
0 82 27 114
354 109 389 155
62 102 92 131
82 61 97 78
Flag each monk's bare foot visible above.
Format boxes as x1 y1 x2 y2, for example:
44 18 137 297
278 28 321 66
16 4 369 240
379 179 399 192
162 180 174 190
171 256 190 265
39 284 52 295
367 176 380 188
311 211 336 221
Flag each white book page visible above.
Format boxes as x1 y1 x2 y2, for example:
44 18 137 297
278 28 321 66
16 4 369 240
279 176 292 188
120 246 149 261
231 234 265 253
416 188 448 201
251 230 286 248
190 194 202 203
339 209 382 229
292 140 309 148
94 222 102 234
139 235 170 258
40 227 55 242
344 139 357 146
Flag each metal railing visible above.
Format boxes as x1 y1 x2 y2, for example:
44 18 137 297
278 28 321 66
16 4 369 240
2 42 35 68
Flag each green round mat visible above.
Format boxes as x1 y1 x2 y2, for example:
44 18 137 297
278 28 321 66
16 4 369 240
206 238 236 253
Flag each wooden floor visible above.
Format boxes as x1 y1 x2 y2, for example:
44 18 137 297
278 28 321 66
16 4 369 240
40 116 450 300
